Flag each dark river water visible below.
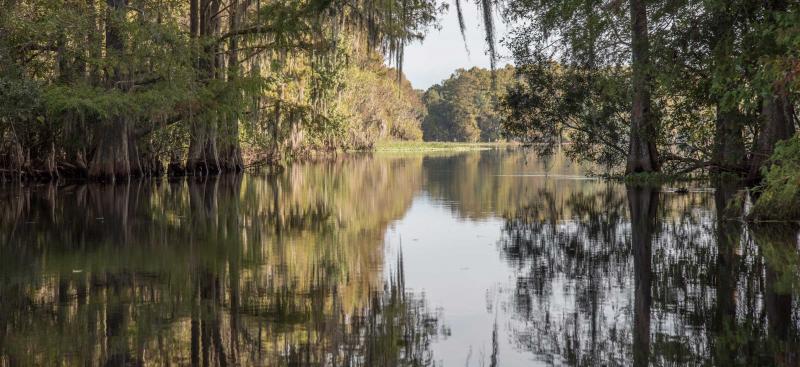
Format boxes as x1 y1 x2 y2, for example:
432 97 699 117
1 148 798 366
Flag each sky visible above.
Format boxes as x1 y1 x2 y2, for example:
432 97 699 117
402 3 510 90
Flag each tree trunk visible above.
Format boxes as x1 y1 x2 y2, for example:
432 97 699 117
86 0 101 84
186 0 223 175
218 119 244 172
747 0 796 183
747 93 796 182
187 118 221 175
130 136 164 177
168 149 185 176
89 119 131 181
710 4 745 174
190 0 199 37
127 133 143 177
147 152 165 177
89 0 131 181
218 0 245 172
6 139 25 180
713 107 745 172
60 113 91 178
626 0 659 174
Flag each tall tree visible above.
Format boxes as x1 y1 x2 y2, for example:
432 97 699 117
626 0 659 173
501 0 800 178
746 0 797 182
0 0 444 180
88 0 131 180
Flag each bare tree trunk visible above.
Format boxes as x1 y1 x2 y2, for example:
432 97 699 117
187 0 222 175
747 93 795 182
187 119 221 175
127 133 143 177
710 5 745 174
218 119 244 172
87 0 101 84
89 0 131 181
626 0 659 174
190 0 198 37
89 117 131 181
218 0 245 172
747 0 796 183
713 108 745 172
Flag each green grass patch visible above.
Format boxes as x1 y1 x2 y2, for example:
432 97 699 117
371 141 512 152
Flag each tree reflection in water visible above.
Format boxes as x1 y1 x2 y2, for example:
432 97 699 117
499 181 800 366
0 156 442 366
1 150 800 366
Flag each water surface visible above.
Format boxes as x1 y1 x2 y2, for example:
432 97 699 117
1 149 798 366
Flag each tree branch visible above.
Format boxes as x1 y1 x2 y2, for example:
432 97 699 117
133 114 184 139
216 24 283 43
660 152 746 174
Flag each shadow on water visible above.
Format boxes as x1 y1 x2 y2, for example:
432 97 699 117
497 176 800 366
0 156 443 366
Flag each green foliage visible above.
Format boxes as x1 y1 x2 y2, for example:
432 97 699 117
500 0 800 177
0 69 41 124
0 0 445 178
502 63 630 170
239 38 426 160
336 55 426 149
422 66 513 142
373 141 502 152
750 135 800 221
619 171 697 185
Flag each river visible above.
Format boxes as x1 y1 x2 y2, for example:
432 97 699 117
0 148 798 366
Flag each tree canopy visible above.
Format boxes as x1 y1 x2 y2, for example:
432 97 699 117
422 65 514 142
499 0 800 179
0 0 444 181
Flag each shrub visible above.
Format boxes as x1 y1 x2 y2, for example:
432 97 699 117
750 135 800 221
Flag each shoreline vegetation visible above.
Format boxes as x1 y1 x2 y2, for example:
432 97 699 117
3 140 800 224
3 0 799 218
0 0 443 182
492 0 800 221
372 141 512 153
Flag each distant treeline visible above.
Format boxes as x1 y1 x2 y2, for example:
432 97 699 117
421 65 515 143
